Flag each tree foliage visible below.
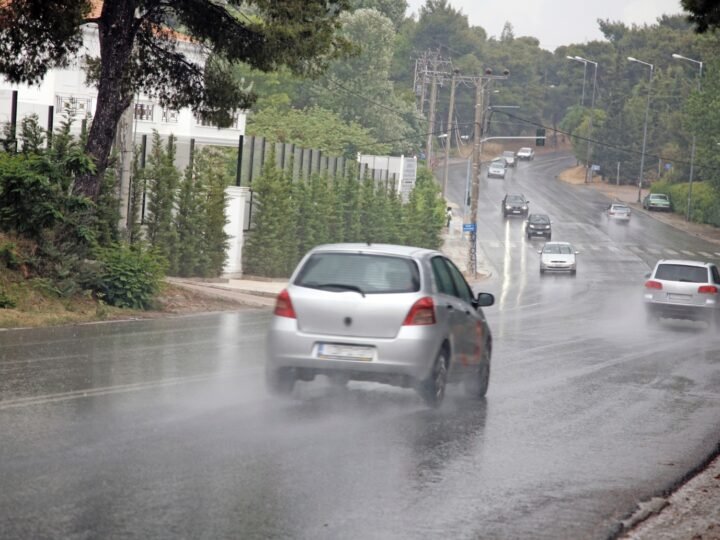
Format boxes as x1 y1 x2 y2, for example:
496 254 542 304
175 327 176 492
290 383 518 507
0 0 354 200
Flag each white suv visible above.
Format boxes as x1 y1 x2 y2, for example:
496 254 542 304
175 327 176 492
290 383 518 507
517 147 535 160
644 260 720 326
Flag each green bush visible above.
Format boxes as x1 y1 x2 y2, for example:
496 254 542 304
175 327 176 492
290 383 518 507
93 243 167 309
650 181 720 227
0 289 15 309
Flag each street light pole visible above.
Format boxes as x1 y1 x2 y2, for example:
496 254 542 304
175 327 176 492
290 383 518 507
567 55 587 106
628 57 654 203
672 53 703 221
575 56 598 183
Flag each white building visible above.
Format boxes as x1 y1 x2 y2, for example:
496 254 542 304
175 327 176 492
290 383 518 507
0 24 250 276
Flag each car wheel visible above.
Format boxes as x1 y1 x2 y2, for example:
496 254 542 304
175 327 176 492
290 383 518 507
571 269 577 276
464 343 491 399
266 367 296 395
540 267 545 275
526 233 531 240
419 348 448 408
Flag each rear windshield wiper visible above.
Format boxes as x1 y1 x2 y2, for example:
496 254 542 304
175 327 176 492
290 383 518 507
303 282 366 297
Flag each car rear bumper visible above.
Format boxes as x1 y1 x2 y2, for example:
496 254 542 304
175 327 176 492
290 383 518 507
645 302 716 321
527 230 551 237
266 317 443 382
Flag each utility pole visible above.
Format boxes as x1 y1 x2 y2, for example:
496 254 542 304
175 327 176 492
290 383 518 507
442 69 459 196
468 80 485 277
426 73 438 167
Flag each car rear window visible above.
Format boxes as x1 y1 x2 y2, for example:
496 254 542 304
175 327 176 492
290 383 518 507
529 215 549 223
651 195 669 200
294 253 420 294
612 205 629 211
503 151 514 157
507 196 525 203
654 264 708 283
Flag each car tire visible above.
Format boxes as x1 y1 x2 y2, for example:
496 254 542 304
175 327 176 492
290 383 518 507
464 344 491 399
419 348 448 408
526 233 531 239
547 235 551 241
571 269 577 276
540 267 545 275
266 367 296 395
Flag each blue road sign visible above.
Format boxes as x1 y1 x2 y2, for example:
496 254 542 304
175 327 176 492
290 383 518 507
463 223 476 232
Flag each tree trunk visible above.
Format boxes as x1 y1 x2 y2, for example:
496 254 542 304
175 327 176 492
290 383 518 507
75 0 137 201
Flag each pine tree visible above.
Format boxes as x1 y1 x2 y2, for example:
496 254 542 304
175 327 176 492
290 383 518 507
145 132 180 273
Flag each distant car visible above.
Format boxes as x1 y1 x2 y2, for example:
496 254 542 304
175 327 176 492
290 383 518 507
502 193 529 217
265 243 496 407
525 213 552 239
487 159 507 178
643 193 672 212
517 147 535 160
644 259 720 326
538 241 578 275
606 203 631 221
502 150 517 167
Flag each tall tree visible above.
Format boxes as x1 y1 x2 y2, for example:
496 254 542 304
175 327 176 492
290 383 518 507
0 0 352 201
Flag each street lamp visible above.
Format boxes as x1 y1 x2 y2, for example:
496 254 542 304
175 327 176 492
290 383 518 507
628 56 654 203
567 55 588 106
573 56 598 182
672 53 703 221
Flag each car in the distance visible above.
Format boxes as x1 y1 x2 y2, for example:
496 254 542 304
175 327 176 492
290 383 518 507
502 193 529 217
538 241 578 275
487 158 507 178
643 193 672 212
606 203 631 222
265 243 496 407
502 150 517 167
517 147 535 160
644 259 720 326
525 213 552 239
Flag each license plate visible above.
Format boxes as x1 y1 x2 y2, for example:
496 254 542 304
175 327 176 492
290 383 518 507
318 343 374 361
512 210 521 213
667 293 691 302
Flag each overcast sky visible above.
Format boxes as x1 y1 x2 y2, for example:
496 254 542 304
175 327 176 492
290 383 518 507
405 0 684 51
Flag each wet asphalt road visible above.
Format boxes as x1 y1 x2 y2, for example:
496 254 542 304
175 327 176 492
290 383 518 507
2 154 720 539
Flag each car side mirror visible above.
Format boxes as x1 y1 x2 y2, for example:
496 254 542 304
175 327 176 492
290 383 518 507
644 272 651 279
537 250 543 254
475 292 494 308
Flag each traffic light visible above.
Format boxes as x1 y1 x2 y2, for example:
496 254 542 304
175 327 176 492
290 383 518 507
536 128 546 146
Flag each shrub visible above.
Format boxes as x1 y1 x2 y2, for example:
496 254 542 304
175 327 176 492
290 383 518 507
93 243 167 309
0 289 15 309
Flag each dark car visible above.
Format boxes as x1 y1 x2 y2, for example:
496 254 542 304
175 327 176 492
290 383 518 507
502 193 529 218
525 213 552 239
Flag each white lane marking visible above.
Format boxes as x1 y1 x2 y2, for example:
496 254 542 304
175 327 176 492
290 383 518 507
664 249 679 255
680 250 696 256
698 252 713 258
0 371 240 410
646 247 661 254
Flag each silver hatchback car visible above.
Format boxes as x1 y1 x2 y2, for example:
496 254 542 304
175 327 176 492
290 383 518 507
644 259 720 326
266 243 495 407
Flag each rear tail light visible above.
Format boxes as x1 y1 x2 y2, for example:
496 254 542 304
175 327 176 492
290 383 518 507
403 297 436 325
698 285 718 294
645 280 663 290
273 289 296 318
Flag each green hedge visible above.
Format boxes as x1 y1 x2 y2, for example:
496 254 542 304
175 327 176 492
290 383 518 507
650 181 720 227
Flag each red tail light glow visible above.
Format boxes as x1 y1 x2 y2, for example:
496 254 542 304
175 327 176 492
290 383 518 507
644 280 663 290
274 289 296 318
698 285 718 294
403 297 436 326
